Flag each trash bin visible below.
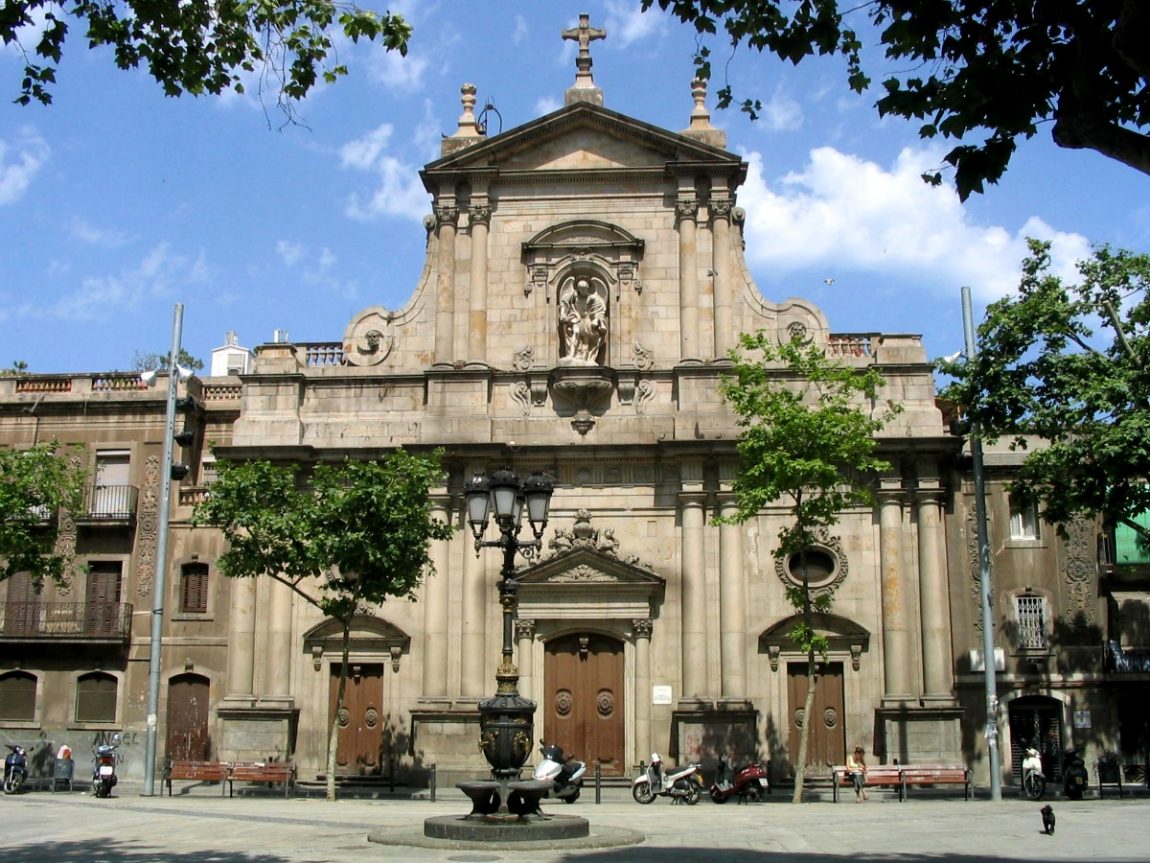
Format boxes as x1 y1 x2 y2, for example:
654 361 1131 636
53 757 74 792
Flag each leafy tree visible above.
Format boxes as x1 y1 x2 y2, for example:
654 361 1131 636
719 333 900 802
644 0 1150 199
4 0 411 113
0 361 28 377
133 349 204 373
940 239 1150 537
0 441 87 585
193 449 454 800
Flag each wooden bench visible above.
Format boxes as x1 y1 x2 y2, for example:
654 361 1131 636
832 765 902 801
164 760 230 796
832 764 970 801
229 761 295 798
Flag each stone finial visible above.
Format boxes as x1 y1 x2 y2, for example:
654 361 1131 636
563 13 606 107
440 83 486 156
682 78 727 148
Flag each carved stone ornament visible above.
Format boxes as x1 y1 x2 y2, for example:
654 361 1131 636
635 380 655 415
676 200 699 221
510 381 531 416
435 205 459 227
786 321 809 344
513 345 535 372
709 199 732 218
632 342 654 370
342 307 396 367
136 454 161 597
547 509 622 558
1064 517 1096 623
468 204 492 226
548 564 618 583
633 618 653 639
557 275 609 365
774 532 848 595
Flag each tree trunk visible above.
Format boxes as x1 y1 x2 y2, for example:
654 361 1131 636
326 620 352 801
791 648 819 804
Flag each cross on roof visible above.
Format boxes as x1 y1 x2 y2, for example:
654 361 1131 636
562 13 605 57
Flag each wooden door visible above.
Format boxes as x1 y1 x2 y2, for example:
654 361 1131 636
787 662 846 775
544 633 625 776
166 673 211 761
85 563 121 636
330 663 384 774
4 572 40 636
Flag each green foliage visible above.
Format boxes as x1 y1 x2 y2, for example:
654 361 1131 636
133 349 204 373
0 441 86 584
4 0 411 112
940 239 1150 535
643 0 1150 199
193 449 454 621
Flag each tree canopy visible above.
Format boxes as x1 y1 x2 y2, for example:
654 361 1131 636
940 239 1150 534
3 0 411 110
133 349 203 373
719 332 899 800
644 0 1150 200
0 441 86 585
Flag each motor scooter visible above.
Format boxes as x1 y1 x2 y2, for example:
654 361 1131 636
532 742 587 803
632 753 702 805
91 735 120 798
3 744 27 794
1021 746 1046 799
709 755 769 803
1062 748 1088 800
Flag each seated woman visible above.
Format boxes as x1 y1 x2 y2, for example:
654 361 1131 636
847 746 869 801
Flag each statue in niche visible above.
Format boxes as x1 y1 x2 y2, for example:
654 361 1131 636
558 276 608 364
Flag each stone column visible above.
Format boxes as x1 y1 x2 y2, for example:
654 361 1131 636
878 487 913 701
433 203 459 365
225 575 256 698
460 536 488 698
676 198 700 362
263 577 294 698
917 488 953 699
515 618 536 705
633 618 653 765
710 196 734 359
717 488 747 698
679 486 708 698
467 202 491 365
421 489 452 698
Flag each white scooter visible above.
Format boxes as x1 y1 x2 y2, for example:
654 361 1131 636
632 753 702 805
532 742 587 803
1021 746 1046 799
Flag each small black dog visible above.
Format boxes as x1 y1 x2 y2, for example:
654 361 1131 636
1041 804 1055 835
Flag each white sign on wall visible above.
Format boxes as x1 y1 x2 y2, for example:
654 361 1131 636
652 685 673 705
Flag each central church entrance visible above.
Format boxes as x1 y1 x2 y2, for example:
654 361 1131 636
787 662 846 775
330 663 384 774
544 633 625 776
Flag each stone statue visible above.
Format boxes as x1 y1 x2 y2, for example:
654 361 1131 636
558 276 607 364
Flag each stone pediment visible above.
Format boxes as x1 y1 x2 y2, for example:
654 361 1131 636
302 614 411 672
758 613 871 671
517 546 665 620
423 102 742 181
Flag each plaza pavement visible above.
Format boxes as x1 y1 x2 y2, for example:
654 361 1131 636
0 782 1145 863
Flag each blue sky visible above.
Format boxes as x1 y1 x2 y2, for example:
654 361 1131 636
1 2 1146 374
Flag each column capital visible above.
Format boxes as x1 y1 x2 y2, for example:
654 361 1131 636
675 199 700 221
709 198 733 219
633 618 653 639
514 618 536 640
468 204 491 226
435 205 459 227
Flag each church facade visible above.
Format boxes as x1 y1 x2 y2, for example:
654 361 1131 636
2 18 1142 791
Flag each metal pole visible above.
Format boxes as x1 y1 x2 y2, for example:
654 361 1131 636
962 286 1001 801
142 303 184 796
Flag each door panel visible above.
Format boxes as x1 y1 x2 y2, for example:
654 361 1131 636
166 673 211 761
329 663 384 775
85 563 122 636
1009 696 1064 781
4 572 40 636
544 633 625 776
787 662 845 775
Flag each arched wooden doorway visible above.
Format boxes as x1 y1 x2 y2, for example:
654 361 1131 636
544 633 625 776
166 673 211 761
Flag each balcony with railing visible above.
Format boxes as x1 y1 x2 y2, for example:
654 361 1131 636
0 602 133 643
74 484 138 524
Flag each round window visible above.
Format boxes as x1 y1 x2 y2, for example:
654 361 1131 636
775 536 848 593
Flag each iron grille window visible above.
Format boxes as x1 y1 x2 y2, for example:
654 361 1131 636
1015 594 1049 649
75 672 118 722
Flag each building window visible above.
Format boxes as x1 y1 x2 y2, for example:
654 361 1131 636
1009 497 1040 540
180 563 209 614
76 672 118 722
1015 594 1049 649
0 671 37 721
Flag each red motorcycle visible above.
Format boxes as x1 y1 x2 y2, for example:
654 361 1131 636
709 755 769 803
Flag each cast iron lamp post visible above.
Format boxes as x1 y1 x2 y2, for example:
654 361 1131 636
464 467 554 780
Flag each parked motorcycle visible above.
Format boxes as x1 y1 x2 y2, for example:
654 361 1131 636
632 753 702 805
3 744 27 794
1062 748 1088 800
709 755 769 803
532 742 587 803
91 735 120 798
1021 746 1046 799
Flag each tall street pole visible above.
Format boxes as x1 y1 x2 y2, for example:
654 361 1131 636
962 286 1001 801
142 303 183 796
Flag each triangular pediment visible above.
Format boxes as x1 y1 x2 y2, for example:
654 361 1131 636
519 545 664 586
516 545 665 620
423 102 742 181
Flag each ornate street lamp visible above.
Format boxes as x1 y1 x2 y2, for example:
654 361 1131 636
465 467 554 780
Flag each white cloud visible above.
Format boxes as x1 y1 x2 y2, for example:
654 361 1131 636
0 130 49 206
738 145 1091 303
70 219 130 248
604 1 664 47
534 96 562 116
340 123 430 221
276 239 305 267
368 45 429 91
512 15 529 45
761 88 803 133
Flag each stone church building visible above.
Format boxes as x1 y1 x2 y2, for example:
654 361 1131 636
2 17 1145 791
